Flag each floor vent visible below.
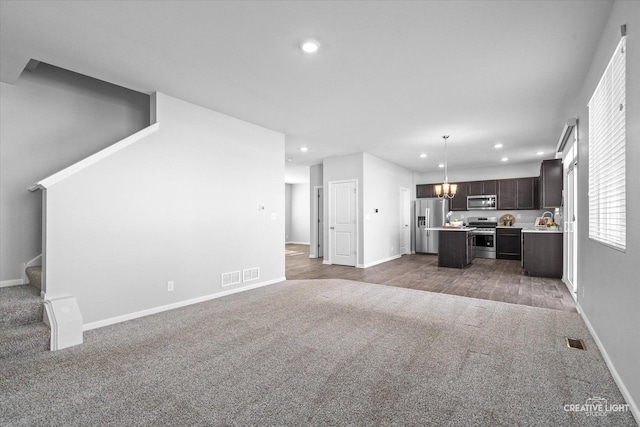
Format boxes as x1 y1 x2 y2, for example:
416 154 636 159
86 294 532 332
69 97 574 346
221 271 241 287
566 337 587 350
243 267 260 283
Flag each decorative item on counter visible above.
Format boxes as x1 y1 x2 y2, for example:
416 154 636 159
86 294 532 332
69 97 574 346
535 211 557 230
534 217 549 228
499 214 515 227
450 218 464 227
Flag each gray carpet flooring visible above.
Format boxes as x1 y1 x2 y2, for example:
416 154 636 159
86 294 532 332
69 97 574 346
1 279 636 426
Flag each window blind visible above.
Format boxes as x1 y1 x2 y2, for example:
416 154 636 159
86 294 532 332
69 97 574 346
588 36 626 251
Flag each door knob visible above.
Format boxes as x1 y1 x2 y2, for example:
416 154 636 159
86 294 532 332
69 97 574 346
330 226 335 229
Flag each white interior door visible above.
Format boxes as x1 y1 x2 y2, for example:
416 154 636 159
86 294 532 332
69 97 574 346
329 181 357 266
400 188 411 255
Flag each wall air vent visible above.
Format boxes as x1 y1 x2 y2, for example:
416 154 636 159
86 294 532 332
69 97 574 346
221 271 241 287
243 267 260 282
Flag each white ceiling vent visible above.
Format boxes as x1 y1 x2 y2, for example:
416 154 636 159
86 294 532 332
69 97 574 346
221 271 241 287
243 267 260 283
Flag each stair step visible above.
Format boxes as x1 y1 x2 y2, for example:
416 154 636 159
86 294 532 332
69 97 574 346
25 265 42 291
0 285 44 329
0 322 50 359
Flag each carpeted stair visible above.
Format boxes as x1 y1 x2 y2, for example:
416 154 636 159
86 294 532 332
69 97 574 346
0 267 50 359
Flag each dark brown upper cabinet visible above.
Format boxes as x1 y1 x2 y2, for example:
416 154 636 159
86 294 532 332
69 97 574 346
416 184 436 198
539 159 563 208
497 179 517 209
498 178 538 210
450 182 469 211
516 177 539 210
469 180 497 196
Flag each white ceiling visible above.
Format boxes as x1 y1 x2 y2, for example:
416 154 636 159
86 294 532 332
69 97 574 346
0 1 613 183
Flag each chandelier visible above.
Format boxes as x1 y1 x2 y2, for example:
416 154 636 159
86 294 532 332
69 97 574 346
435 135 457 199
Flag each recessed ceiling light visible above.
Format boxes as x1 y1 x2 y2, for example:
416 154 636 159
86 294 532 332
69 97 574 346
420 153 427 158
300 147 308 152
501 157 509 162
494 143 503 149
301 40 320 53
287 158 293 162
536 151 544 155
438 163 445 168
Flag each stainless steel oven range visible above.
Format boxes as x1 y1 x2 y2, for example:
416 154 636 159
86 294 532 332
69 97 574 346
467 216 498 259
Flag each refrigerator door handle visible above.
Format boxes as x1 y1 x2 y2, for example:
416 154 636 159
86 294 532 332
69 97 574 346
426 208 430 236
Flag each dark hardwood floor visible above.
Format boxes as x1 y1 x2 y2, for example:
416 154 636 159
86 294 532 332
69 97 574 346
285 244 577 312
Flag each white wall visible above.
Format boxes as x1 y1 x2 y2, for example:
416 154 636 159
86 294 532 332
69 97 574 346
285 183 310 244
0 63 149 282
289 183 310 244
323 152 413 267
362 153 413 266
44 93 285 326
570 0 639 415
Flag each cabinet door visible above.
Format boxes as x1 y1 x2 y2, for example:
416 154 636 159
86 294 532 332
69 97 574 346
540 159 563 208
468 181 483 196
467 234 476 264
498 179 516 209
523 233 562 278
482 180 497 195
496 228 522 260
516 178 538 209
450 182 468 211
416 184 434 198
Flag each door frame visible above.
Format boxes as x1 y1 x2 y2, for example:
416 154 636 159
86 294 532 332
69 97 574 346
562 126 579 301
566 162 578 299
399 187 411 255
327 179 359 266
311 186 324 258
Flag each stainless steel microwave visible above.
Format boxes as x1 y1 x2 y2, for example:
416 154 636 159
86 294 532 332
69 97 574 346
467 195 497 210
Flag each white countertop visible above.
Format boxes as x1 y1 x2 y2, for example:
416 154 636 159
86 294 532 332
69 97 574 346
521 228 562 233
424 227 477 232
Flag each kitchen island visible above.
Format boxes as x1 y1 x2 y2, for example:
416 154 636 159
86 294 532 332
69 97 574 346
425 227 476 269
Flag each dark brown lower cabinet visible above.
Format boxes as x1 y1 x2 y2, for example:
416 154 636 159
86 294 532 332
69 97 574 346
496 227 522 260
438 230 475 269
522 232 562 278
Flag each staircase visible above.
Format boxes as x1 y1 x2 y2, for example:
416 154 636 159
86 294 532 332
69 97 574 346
0 266 50 359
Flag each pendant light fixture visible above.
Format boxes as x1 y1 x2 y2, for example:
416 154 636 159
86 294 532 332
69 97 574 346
435 135 457 198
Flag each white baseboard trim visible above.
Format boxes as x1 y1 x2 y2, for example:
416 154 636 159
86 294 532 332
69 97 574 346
82 276 286 332
561 277 578 303
322 260 331 265
358 254 402 269
286 241 310 245
576 302 639 424
1 279 24 288
26 254 42 267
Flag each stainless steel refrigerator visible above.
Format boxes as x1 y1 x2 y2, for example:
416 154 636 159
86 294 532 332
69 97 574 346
415 198 449 254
